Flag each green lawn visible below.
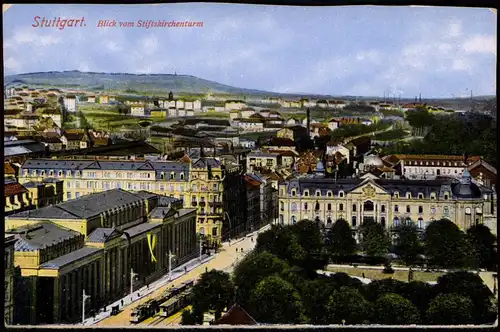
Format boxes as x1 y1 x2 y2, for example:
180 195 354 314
326 266 443 283
79 104 141 130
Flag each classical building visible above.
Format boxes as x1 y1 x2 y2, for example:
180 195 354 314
5 189 197 324
188 158 224 247
222 166 248 241
383 154 481 180
5 235 17 325
278 167 496 235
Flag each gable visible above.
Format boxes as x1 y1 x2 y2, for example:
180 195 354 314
137 161 155 171
348 180 389 197
84 161 102 170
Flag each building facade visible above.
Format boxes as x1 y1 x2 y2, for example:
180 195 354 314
5 189 197 325
278 170 496 234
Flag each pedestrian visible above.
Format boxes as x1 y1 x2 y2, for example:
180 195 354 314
205 267 208 273
236 248 238 253
184 266 187 273
362 273 365 278
251 237 253 242
241 248 243 252
121 300 124 307
229 239 231 246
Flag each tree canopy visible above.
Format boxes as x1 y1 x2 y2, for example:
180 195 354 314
424 219 475 268
326 219 357 258
466 224 497 270
249 275 308 324
392 221 423 266
372 293 421 325
426 294 474 325
326 286 372 325
191 270 235 320
359 219 390 257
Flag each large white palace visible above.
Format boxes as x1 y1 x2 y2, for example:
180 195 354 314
278 161 496 234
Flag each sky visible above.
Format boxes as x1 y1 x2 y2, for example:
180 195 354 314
3 4 497 98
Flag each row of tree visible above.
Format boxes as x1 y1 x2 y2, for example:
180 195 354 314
327 218 496 270
181 219 496 325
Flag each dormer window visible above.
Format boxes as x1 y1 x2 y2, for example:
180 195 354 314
315 190 321 197
32 170 37 176
327 191 332 197
418 193 424 199
291 189 296 197
430 192 437 200
338 191 344 198
180 172 185 180
170 172 175 180
406 192 412 199
58 171 63 177
160 172 165 179
303 190 309 197
444 192 449 200
394 191 399 198
76 171 80 176
465 207 471 215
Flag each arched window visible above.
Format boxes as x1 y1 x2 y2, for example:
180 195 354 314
406 192 412 199
465 207 471 215
430 192 437 199
280 201 284 211
303 190 309 197
394 191 400 198
393 217 400 227
406 205 411 213
418 206 423 214
418 218 424 229
363 201 374 211
315 201 320 211
316 190 321 197
327 203 332 211
327 191 333 197
327 217 332 224
381 205 386 213
430 207 436 214
352 216 357 227
339 203 344 211
476 207 483 215
291 215 297 224
394 205 399 212
291 189 296 197
304 203 308 210
291 202 297 212
338 191 345 198
444 192 449 200
444 206 449 215
352 204 357 212
418 193 424 199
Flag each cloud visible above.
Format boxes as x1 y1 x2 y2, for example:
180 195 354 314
4 57 22 71
462 35 496 54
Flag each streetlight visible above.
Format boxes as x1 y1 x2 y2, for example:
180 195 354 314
199 236 203 261
82 289 91 325
130 268 138 297
167 251 176 281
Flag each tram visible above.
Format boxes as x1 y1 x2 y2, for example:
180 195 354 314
129 299 159 323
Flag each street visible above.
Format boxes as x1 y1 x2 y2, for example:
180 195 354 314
94 224 269 326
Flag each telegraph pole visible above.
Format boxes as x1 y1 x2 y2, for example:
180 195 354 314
82 289 90 325
130 268 138 296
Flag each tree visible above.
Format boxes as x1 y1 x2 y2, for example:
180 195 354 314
400 281 437 320
364 278 407 302
359 220 390 257
300 278 336 324
192 270 235 320
426 294 474 325
255 225 306 267
372 293 421 325
233 251 289 308
434 271 496 324
424 219 475 268
180 307 203 325
289 219 328 274
326 219 357 258
249 275 308 324
393 221 423 266
466 224 497 270
326 286 372 325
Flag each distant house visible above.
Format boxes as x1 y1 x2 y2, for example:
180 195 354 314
302 117 319 126
326 139 350 164
64 130 91 150
63 95 77 113
263 137 296 151
286 118 301 126
316 100 328 108
229 110 241 121
240 108 256 119
239 138 256 149
467 159 497 190
277 128 294 140
213 304 258 326
98 94 109 104
225 100 247 111
87 95 96 103
40 135 63 151
235 118 264 132
310 123 329 138
130 104 146 117
327 118 340 131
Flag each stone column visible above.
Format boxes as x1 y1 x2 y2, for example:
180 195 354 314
30 277 37 324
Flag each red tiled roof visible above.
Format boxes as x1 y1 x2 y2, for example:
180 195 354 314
214 304 258 325
5 183 28 197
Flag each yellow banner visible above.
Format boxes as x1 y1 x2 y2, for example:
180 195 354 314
147 233 158 263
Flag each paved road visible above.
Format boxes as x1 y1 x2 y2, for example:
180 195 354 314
95 224 270 326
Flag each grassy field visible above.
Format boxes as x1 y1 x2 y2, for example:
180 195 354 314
79 104 141 130
326 266 444 283
372 129 410 141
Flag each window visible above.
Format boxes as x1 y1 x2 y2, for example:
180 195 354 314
418 193 424 199
430 192 436 199
381 217 386 228
180 172 185 180
393 217 400 227
192 184 197 191
327 191 332 197
32 170 37 176
280 202 284 211
291 189 296 197
316 190 321 197
327 217 332 224
338 191 344 198
303 190 309 197
170 172 175 180
304 203 308 210
381 205 386 213
76 192 81 198
67 192 72 200
406 205 411 213
444 192 449 200
58 171 63 177
465 207 471 215
394 191 399 198
291 215 297 224
352 204 357 212
352 216 357 227
160 172 165 179
315 201 320 211
431 207 436 214
476 207 483 214
406 192 412 199
417 218 424 228
394 205 399 212
291 202 297 212
49 170 54 176
327 203 332 211
212 227 218 236
339 203 344 211
418 206 423 214
67 182 71 188
444 206 449 215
